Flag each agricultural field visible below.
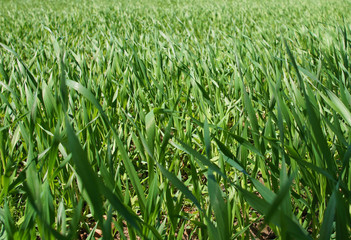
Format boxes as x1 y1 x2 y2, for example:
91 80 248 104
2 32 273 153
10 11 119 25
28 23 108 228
0 0 351 239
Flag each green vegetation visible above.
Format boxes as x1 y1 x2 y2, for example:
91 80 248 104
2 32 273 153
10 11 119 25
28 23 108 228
0 0 350 239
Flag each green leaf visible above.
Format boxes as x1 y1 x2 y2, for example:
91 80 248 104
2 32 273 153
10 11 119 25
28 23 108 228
64 117 104 224
155 161 202 211
145 110 156 156
208 169 229 240
319 185 337 240
172 138 226 178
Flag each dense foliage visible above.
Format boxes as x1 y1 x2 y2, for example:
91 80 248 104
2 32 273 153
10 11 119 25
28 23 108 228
0 0 350 239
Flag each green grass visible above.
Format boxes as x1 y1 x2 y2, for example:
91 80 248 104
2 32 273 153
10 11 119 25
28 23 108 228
0 0 350 239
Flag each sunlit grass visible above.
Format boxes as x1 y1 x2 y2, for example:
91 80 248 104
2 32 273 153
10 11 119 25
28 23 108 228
0 0 350 239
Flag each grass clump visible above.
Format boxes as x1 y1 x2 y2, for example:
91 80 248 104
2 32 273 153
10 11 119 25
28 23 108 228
0 0 350 239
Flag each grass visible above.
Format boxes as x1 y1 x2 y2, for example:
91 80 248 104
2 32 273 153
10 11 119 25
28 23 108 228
0 0 350 239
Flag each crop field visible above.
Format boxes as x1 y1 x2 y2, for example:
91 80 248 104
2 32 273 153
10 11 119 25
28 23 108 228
0 0 351 239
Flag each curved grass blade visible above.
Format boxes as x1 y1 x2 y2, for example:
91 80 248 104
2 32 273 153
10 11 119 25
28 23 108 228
172 138 226 178
64 117 104 228
319 184 338 240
